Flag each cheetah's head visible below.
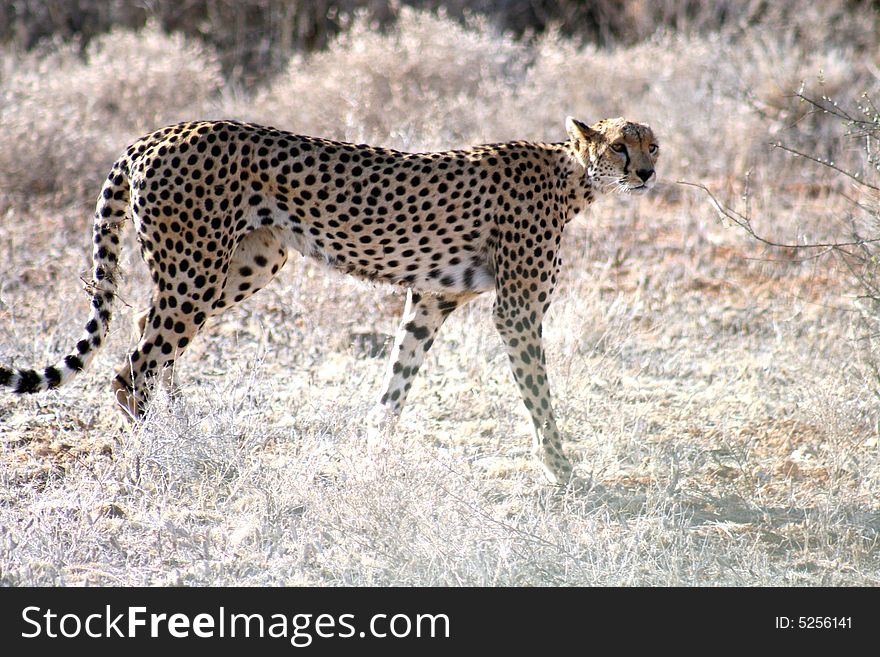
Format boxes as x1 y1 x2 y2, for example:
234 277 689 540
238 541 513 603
566 116 659 194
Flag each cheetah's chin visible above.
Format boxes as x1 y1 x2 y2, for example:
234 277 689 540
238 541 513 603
624 181 654 194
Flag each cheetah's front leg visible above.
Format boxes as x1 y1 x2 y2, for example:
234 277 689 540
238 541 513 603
491 260 573 485
492 305 573 484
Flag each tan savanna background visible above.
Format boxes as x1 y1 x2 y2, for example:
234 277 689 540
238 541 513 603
1 0 879 585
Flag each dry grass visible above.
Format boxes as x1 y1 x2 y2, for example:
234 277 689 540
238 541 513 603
1 9 879 586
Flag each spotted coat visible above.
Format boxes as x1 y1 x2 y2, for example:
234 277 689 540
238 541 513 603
0 116 659 484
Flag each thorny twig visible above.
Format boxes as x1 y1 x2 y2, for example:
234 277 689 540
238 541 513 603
676 180 880 250
79 274 132 309
769 143 880 192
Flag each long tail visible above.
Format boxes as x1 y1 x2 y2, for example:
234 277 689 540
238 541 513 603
0 160 131 393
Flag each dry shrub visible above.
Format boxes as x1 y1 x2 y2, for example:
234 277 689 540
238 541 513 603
3 1 876 70
0 1 399 82
0 24 222 207
236 8 530 150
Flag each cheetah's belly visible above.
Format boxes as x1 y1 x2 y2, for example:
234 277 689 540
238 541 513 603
277 223 495 294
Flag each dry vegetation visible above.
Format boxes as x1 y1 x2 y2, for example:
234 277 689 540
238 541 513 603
1 4 880 586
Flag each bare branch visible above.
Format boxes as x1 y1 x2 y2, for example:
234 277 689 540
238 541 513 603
770 143 880 192
677 180 880 250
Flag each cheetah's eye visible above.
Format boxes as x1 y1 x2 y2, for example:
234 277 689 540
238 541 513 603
609 143 626 154
649 144 659 155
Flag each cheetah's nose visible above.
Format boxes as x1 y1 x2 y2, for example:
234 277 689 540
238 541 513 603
636 168 654 182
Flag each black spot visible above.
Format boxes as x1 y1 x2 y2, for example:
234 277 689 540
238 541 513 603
15 369 41 393
463 268 475 288
405 322 430 340
65 355 84 371
43 366 62 387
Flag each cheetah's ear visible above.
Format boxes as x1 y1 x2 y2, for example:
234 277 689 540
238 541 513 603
565 116 599 146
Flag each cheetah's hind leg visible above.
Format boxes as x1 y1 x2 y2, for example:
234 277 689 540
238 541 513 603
112 227 288 419
366 289 476 453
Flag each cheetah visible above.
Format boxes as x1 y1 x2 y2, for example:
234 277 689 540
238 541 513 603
0 116 658 485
